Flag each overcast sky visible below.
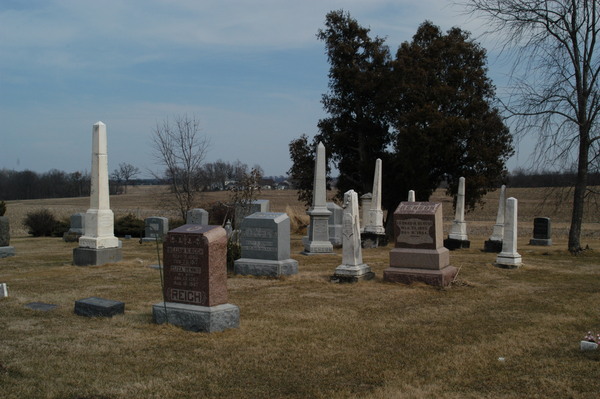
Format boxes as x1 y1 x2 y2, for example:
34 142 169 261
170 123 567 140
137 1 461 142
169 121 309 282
0 0 530 178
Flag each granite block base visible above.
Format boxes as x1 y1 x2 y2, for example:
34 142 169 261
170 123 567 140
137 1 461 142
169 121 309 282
483 240 503 253
300 239 335 255
389 247 450 270
0 246 15 258
234 258 298 277
75 297 125 317
360 232 389 248
383 266 458 287
73 247 122 266
529 238 552 246
331 267 375 283
444 238 470 250
153 302 240 333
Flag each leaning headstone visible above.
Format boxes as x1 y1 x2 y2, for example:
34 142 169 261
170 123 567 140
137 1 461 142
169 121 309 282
63 213 86 242
384 202 457 287
302 142 334 255
142 216 169 242
484 185 506 252
235 200 270 229
360 193 372 232
73 122 122 266
362 159 388 248
152 225 239 332
186 208 209 225
332 190 373 282
496 197 522 268
0 215 15 258
234 212 298 277
74 297 125 317
0 283 8 298
444 176 470 250
408 190 416 202
327 202 343 247
529 217 552 246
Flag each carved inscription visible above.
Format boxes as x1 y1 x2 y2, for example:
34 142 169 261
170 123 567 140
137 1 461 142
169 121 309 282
396 202 439 214
163 230 206 305
242 227 277 252
396 218 434 245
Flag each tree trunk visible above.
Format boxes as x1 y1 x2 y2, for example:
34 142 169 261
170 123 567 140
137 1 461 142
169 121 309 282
568 131 589 253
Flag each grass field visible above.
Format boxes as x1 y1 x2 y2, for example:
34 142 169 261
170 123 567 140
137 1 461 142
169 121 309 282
1 187 600 398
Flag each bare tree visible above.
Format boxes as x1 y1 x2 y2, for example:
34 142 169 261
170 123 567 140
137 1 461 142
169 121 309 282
111 162 140 194
151 114 210 220
464 0 600 253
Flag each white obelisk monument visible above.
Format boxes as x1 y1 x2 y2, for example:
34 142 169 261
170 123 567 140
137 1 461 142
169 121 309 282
444 176 470 249
73 122 122 266
484 185 506 252
302 142 334 255
363 158 385 235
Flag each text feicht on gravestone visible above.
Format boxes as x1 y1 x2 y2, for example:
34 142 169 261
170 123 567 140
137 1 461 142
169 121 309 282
234 212 298 277
152 225 239 332
384 202 457 287
529 217 552 246
142 216 169 242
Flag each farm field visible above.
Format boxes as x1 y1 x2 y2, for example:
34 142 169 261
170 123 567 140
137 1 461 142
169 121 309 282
1 186 599 398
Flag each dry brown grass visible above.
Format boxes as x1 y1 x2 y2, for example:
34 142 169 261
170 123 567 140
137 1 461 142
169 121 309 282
1 187 600 398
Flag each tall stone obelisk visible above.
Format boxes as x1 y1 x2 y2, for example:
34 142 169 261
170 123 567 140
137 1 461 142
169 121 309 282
496 197 522 268
364 158 385 235
484 185 506 252
444 176 470 249
302 142 334 255
73 122 122 266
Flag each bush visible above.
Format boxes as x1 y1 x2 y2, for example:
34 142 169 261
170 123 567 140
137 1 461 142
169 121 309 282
205 201 233 225
114 213 145 237
0 201 6 216
227 237 241 274
23 209 60 237
168 218 186 230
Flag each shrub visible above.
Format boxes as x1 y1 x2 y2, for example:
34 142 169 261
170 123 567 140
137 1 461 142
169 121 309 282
23 209 59 237
205 201 233 225
114 213 145 237
227 237 241 274
168 218 186 230
0 201 6 217
51 218 70 237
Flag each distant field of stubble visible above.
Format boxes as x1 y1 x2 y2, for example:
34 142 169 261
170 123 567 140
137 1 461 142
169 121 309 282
1 186 599 399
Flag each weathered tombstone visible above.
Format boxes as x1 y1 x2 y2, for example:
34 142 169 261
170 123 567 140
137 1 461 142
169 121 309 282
142 216 169 242
63 213 86 242
73 122 122 266
384 202 457 287
74 297 125 317
529 217 552 246
0 215 15 258
332 190 373 282
152 225 239 332
444 176 470 250
0 283 8 298
362 158 387 248
186 208 209 225
234 212 298 277
408 190 416 202
25 302 58 311
360 193 372 232
484 185 506 252
302 142 334 255
496 197 522 268
327 202 343 247
235 200 270 229
224 220 233 238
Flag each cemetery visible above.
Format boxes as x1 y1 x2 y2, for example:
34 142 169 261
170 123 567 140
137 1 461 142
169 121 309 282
1 181 599 398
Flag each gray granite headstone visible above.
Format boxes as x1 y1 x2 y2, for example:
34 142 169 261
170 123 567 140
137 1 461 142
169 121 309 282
25 302 58 312
74 297 125 317
0 216 14 257
64 213 86 242
235 200 270 229
234 212 298 277
529 217 552 246
186 208 209 225
143 216 169 241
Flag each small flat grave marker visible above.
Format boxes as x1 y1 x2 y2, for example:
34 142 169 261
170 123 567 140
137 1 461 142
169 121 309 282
74 297 125 317
25 302 58 312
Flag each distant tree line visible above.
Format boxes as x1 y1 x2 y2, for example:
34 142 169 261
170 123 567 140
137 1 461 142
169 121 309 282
508 169 600 188
0 169 91 201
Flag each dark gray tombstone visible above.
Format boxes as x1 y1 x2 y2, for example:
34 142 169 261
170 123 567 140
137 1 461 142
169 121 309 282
529 217 552 246
186 209 209 225
25 302 58 312
63 213 85 242
74 297 125 317
143 216 169 242
234 212 298 277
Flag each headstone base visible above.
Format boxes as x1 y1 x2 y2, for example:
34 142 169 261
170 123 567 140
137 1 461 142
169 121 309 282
153 302 240 333
73 247 123 266
360 232 389 248
63 232 82 242
483 240 503 253
141 237 159 242
529 238 552 246
331 264 374 283
234 258 298 277
383 266 458 287
390 247 449 270
301 237 335 255
0 246 15 258
495 252 522 269
443 238 471 250
330 270 375 283
74 297 125 317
